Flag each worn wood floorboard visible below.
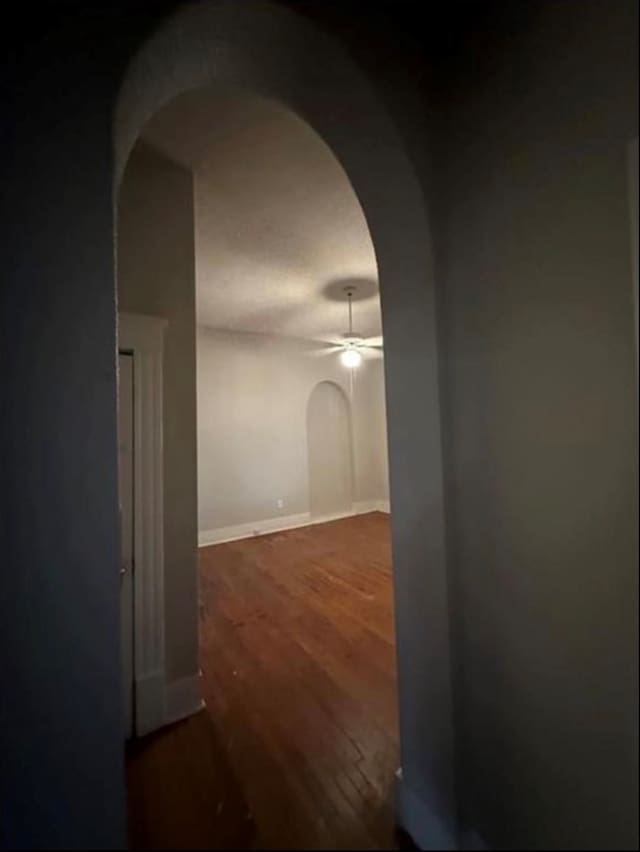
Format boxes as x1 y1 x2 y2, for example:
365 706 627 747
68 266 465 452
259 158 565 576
128 512 399 850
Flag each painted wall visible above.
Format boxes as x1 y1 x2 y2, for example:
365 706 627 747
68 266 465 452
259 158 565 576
435 2 639 847
3 2 638 849
1 7 140 846
196 327 389 536
117 142 199 684
356 358 390 504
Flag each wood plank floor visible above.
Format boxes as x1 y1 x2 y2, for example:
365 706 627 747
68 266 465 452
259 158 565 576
127 711 254 850
128 512 400 850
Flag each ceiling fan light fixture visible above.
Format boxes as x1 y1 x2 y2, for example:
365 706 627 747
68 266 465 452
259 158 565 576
340 347 362 369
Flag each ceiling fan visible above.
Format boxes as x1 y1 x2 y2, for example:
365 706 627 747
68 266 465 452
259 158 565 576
315 286 384 368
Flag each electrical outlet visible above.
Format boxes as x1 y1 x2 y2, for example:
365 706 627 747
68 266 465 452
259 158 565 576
277 499 284 509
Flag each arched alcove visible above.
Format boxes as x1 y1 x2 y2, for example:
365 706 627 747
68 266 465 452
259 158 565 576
307 381 354 518
115 2 455 844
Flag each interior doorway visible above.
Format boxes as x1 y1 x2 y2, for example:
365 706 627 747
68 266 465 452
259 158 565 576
114 3 454 847
118 351 135 740
117 84 398 848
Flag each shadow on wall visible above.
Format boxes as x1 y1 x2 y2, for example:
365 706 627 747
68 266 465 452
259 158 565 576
322 276 379 303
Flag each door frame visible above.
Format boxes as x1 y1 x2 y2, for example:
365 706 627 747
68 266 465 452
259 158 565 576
118 311 167 736
628 138 639 372
115 4 457 844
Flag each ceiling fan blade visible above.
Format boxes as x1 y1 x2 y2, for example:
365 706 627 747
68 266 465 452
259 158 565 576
308 345 343 357
362 347 384 360
361 335 383 347
313 335 344 346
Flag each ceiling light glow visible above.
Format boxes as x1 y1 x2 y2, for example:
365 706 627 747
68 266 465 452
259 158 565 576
340 347 362 369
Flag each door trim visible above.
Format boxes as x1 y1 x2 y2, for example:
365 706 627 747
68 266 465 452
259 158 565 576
628 138 638 372
118 311 167 736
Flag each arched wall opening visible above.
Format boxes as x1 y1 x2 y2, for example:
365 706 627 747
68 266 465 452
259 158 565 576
307 381 355 519
115 1 455 845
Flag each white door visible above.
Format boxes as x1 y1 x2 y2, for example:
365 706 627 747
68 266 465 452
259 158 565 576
307 381 354 518
118 352 134 738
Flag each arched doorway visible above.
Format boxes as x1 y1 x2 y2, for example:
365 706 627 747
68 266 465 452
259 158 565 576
307 381 354 518
115 1 455 845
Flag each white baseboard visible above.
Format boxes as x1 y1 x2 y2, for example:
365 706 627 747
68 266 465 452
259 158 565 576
135 670 166 737
198 512 310 546
354 498 390 514
164 671 205 726
396 772 458 851
198 499 390 547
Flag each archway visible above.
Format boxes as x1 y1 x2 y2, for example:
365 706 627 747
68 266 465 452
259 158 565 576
115 1 455 845
307 381 354 518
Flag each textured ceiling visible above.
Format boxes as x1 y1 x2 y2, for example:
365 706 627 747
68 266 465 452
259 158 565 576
141 87 381 342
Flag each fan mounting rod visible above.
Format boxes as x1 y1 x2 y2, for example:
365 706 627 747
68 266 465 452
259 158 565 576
343 286 361 342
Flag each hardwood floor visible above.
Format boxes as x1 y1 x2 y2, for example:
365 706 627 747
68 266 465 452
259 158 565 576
126 711 254 850
128 512 400 850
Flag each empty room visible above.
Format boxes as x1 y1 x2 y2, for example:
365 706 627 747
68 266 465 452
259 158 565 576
4 3 637 851
117 85 398 848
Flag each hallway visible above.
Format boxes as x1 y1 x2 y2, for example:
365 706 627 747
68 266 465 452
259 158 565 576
128 512 399 850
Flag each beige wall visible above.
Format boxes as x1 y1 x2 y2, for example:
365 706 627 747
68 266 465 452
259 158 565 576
355 357 390 504
196 327 389 534
117 143 199 683
436 2 639 847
